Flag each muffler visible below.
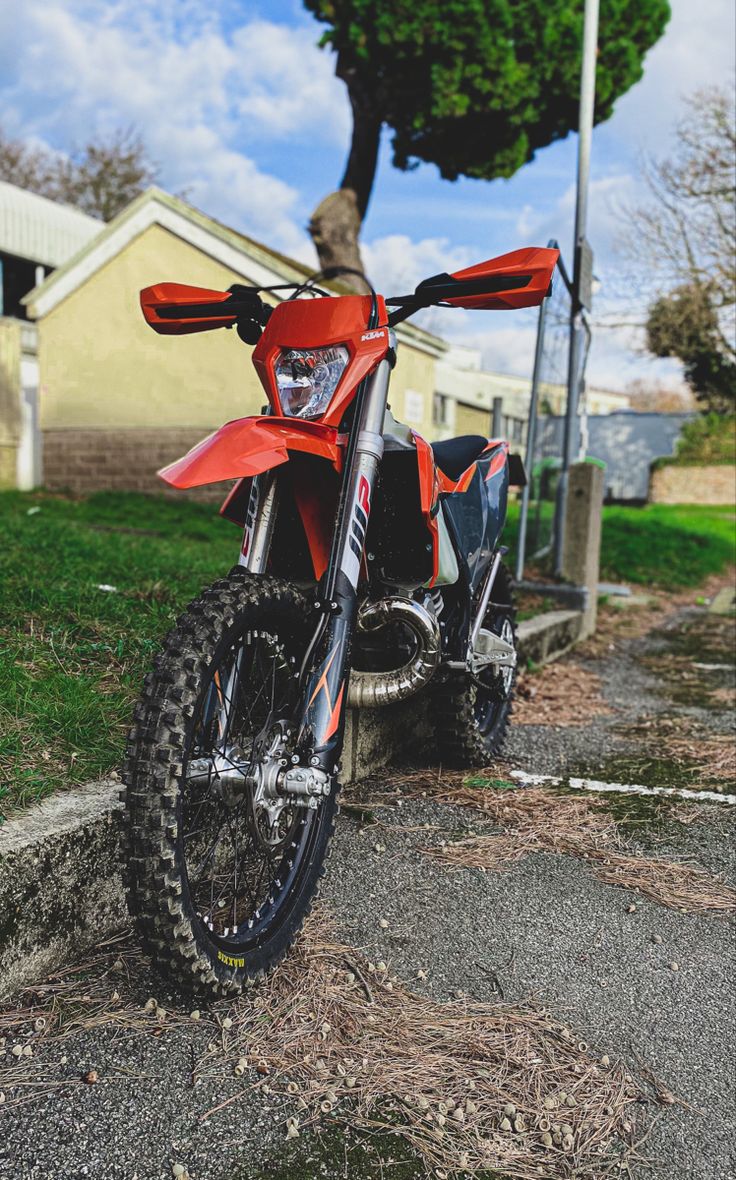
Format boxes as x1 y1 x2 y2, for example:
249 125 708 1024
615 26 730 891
347 597 441 708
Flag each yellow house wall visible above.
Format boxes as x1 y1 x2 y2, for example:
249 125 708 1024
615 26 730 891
36 220 446 492
388 342 437 440
39 223 270 432
454 400 490 437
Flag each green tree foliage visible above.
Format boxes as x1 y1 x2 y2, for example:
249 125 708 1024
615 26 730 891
304 0 670 272
670 413 736 467
647 284 736 413
0 126 158 221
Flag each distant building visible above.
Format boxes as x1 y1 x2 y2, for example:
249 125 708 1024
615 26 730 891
0 183 100 487
433 343 631 449
433 345 530 445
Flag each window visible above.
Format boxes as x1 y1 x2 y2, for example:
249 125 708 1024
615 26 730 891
0 251 47 320
403 389 425 426
433 392 449 427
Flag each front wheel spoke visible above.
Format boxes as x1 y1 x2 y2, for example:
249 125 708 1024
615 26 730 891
190 815 228 885
181 625 309 939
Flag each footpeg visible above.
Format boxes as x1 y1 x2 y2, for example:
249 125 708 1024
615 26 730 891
469 628 517 674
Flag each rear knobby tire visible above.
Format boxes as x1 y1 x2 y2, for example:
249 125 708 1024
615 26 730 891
121 570 339 997
433 562 517 767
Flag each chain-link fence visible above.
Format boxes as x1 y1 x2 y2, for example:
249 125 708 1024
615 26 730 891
514 242 591 581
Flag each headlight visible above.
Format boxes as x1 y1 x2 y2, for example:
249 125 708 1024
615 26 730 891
274 345 349 418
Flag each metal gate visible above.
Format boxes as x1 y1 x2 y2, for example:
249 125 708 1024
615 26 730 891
514 240 591 581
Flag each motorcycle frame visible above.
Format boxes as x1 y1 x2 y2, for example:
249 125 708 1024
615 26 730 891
239 342 394 777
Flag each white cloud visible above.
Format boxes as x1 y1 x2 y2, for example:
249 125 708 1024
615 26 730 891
231 21 348 142
362 234 475 296
0 1 345 253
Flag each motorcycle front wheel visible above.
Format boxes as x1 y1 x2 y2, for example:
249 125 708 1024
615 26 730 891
121 570 339 997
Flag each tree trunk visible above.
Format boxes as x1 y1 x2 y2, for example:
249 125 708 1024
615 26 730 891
309 189 365 284
309 77 382 284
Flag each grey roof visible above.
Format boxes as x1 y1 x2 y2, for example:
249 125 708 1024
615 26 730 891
0 181 101 268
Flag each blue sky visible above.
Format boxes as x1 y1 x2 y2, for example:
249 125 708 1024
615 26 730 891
1 0 734 390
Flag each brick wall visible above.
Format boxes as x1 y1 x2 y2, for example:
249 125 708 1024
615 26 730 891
42 428 223 497
649 464 736 505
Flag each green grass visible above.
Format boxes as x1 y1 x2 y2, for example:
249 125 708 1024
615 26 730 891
0 489 236 817
508 499 735 588
599 503 736 587
1 490 734 818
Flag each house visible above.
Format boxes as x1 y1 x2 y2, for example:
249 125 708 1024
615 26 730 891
22 187 447 494
0 182 100 487
6 179 634 495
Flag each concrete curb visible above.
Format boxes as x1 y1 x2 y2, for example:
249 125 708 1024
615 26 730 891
0 780 125 1002
517 609 585 666
0 608 582 1001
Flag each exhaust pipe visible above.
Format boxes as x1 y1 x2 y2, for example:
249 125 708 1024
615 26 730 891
348 597 441 709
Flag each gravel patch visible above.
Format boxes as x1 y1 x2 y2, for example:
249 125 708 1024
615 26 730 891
1 599 734 1180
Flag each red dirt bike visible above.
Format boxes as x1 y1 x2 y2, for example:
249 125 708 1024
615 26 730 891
122 246 558 995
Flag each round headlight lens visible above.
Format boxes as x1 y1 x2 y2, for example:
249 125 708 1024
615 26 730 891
274 345 349 418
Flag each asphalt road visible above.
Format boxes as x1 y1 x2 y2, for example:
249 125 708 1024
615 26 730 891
1 595 734 1180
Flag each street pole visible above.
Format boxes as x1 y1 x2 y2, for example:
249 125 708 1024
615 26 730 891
514 289 548 584
491 396 503 439
554 0 599 576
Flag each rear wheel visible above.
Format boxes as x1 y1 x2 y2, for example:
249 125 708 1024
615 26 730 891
122 571 338 996
433 562 517 767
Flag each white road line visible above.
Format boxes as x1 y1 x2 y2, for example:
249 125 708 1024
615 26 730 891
509 770 736 806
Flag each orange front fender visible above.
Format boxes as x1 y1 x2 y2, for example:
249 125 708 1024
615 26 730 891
158 416 345 489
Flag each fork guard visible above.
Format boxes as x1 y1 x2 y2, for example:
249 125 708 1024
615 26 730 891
157 416 346 489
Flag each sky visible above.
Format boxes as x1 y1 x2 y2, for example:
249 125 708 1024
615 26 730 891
1 0 734 391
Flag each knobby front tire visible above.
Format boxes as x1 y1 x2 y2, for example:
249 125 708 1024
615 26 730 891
121 570 339 997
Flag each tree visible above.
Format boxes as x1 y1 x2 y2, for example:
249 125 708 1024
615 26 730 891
630 85 736 411
625 378 694 413
0 126 158 221
303 0 671 278
646 283 736 413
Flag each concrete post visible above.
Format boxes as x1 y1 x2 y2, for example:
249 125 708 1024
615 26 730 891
491 396 503 439
560 461 605 637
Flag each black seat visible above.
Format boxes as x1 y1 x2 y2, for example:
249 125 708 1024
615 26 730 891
430 434 488 480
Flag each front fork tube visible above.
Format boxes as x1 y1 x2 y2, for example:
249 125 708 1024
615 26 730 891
298 572 358 772
299 349 393 775
238 469 278 572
